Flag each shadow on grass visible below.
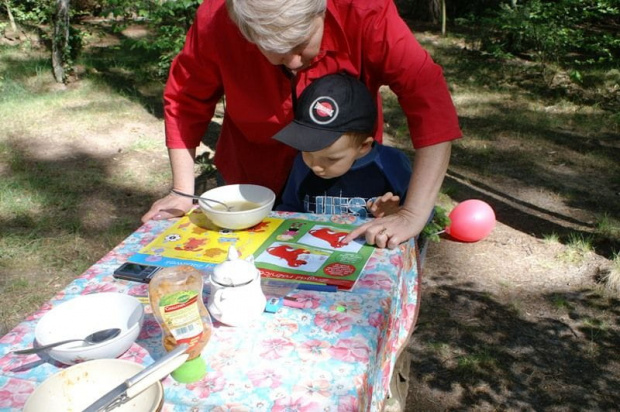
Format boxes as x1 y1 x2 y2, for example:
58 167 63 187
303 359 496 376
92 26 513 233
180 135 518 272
0 142 150 241
407 272 620 410
442 170 619 260
380 41 619 259
77 23 166 118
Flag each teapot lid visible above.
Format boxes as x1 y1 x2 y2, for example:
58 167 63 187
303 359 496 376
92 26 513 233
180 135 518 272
212 246 258 286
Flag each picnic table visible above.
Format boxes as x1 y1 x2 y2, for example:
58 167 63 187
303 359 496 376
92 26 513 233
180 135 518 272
0 211 420 411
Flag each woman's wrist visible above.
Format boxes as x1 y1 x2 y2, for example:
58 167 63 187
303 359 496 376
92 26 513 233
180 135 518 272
170 189 198 204
170 188 193 196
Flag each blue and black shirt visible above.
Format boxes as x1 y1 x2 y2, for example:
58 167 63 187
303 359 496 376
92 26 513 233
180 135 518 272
277 143 412 218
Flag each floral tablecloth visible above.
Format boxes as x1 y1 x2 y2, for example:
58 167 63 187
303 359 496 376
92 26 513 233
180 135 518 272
0 212 420 411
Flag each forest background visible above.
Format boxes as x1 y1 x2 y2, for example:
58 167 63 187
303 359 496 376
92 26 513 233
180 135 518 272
1 0 619 410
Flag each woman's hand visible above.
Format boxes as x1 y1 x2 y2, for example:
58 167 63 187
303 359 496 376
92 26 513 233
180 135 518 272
367 192 401 218
141 193 193 223
348 142 452 249
342 208 428 249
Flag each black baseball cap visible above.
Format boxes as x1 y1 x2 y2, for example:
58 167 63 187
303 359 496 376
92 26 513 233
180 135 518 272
273 73 377 152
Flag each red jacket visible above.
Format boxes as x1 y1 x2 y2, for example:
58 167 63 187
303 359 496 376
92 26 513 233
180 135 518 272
164 0 462 195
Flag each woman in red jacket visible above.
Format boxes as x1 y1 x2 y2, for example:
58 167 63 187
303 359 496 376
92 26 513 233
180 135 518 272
142 0 462 249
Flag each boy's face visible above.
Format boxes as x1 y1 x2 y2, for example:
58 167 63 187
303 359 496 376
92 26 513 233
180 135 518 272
301 134 373 179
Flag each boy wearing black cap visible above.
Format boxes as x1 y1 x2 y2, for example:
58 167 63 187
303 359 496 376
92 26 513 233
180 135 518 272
273 73 412 218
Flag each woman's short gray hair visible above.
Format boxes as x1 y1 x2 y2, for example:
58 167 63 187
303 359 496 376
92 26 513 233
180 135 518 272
226 0 327 54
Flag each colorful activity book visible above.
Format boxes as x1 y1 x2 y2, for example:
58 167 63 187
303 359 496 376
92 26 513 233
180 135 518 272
252 219 374 290
129 209 284 270
129 210 375 290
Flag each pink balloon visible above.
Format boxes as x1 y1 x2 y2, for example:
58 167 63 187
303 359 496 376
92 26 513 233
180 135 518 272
446 199 496 242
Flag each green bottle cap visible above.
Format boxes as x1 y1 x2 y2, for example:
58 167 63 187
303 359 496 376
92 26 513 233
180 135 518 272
171 356 206 383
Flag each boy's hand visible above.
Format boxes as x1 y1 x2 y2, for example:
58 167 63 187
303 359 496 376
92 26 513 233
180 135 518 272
367 192 401 218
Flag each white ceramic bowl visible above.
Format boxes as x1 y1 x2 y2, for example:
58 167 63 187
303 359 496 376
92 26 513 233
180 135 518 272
198 184 275 230
34 292 144 365
23 358 163 412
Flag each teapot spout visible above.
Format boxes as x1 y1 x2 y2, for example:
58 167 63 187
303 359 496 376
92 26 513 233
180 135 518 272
227 245 240 261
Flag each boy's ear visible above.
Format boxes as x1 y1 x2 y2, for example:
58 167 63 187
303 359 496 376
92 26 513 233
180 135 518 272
359 136 374 155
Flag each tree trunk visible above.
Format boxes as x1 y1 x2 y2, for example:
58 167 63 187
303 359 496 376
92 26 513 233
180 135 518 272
429 0 441 24
441 0 446 35
52 0 70 83
4 0 17 32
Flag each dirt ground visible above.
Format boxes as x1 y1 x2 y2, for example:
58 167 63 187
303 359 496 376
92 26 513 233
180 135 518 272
397 169 620 410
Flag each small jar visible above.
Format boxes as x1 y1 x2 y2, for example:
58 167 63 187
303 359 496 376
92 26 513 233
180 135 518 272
148 265 212 383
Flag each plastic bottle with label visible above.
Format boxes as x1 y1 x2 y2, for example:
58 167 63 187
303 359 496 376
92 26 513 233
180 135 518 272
148 265 212 383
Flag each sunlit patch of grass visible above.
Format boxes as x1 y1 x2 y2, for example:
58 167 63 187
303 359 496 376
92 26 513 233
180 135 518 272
558 233 594 264
595 213 620 240
130 136 162 151
543 232 560 244
598 252 620 295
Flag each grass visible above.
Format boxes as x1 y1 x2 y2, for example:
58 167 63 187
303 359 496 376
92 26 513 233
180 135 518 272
0 35 169 335
558 233 595 264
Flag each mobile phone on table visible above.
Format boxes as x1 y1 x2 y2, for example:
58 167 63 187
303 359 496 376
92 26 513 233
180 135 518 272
113 262 162 283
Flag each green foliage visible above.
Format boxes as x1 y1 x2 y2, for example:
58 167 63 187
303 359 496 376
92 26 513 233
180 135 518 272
102 0 201 78
142 0 200 77
7 0 53 24
422 205 451 243
466 0 620 68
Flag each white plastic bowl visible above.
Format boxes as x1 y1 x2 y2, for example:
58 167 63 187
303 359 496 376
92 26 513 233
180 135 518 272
23 358 163 412
34 293 144 365
198 184 275 230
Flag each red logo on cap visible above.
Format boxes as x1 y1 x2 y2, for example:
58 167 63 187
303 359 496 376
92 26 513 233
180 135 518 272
309 97 338 125
315 100 334 118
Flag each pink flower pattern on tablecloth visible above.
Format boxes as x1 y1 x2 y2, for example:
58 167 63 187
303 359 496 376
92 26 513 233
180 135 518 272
271 395 319 412
314 312 353 333
356 273 392 290
265 317 299 338
329 338 370 363
186 371 226 397
292 378 331 400
139 317 162 339
287 293 321 309
0 379 33 407
247 368 282 389
329 300 362 316
259 337 295 360
297 339 331 362
212 404 252 412
338 395 359 412
0 212 419 412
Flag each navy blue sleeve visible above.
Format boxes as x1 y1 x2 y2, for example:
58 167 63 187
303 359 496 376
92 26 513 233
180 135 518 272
376 145 412 200
275 154 310 212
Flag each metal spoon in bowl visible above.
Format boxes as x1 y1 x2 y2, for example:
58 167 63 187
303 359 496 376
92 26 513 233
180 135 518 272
170 189 234 211
12 327 122 355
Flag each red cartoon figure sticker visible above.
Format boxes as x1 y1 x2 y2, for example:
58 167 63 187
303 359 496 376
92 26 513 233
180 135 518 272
309 228 348 249
174 237 207 252
246 221 270 233
267 244 310 268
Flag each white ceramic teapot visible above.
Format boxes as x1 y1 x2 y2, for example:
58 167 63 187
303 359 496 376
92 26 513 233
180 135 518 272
207 246 266 326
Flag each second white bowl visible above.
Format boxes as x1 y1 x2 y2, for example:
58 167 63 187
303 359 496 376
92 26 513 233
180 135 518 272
34 292 144 365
